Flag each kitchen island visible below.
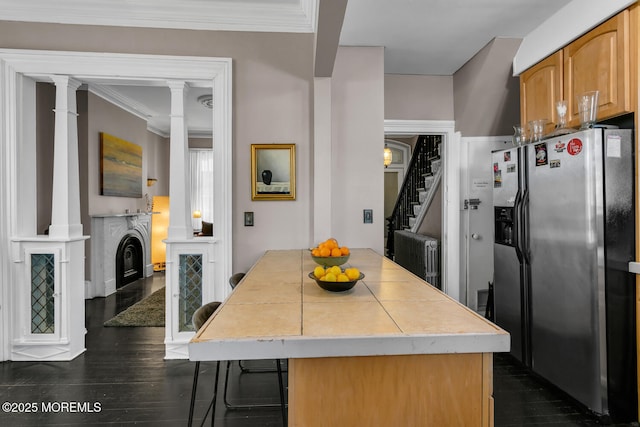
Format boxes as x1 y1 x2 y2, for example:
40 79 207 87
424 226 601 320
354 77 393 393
189 248 509 426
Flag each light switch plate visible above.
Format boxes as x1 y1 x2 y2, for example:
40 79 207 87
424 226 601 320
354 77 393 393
363 209 373 224
244 211 254 226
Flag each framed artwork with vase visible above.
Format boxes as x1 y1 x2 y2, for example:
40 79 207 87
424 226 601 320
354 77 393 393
250 143 296 201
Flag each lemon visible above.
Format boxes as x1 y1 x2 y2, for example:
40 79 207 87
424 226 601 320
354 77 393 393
313 266 325 279
322 272 337 282
345 268 360 280
337 274 349 282
329 265 341 276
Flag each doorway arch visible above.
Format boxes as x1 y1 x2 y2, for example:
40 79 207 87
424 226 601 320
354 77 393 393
0 49 233 361
384 120 460 301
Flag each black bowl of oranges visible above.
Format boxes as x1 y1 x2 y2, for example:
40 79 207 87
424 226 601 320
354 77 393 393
309 265 364 292
310 238 350 267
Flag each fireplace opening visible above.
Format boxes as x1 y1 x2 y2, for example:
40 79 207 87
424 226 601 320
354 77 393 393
116 234 144 289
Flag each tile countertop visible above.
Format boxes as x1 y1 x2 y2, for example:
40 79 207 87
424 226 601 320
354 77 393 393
189 248 510 361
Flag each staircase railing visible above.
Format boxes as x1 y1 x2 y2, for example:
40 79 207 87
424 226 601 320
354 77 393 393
385 134 441 259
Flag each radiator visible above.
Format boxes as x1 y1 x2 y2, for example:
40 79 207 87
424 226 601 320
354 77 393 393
393 230 441 289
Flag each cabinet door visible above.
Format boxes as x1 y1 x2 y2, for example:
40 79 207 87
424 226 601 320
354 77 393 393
520 51 563 136
564 10 630 126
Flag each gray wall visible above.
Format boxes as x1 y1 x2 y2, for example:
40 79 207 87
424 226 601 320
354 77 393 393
35 83 55 235
453 38 522 136
35 86 170 279
0 20 316 273
383 38 521 135
385 74 454 120
86 92 161 216
331 46 385 252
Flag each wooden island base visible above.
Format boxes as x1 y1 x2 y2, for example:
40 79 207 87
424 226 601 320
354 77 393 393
189 249 508 427
289 353 494 427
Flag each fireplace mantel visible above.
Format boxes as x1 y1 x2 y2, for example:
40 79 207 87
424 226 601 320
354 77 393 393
89 213 154 298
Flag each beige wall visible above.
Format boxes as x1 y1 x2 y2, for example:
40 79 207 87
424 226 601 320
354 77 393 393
86 93 171 277
385 74 454 120
35 86 170 278
453 38 522 136
86 93 157 216
383 38 521 137
36 83 55 235
0 20 315 273
331 46 385 252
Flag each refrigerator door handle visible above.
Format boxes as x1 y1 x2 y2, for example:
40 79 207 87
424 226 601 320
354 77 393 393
521 189 531 263
513 189 522 261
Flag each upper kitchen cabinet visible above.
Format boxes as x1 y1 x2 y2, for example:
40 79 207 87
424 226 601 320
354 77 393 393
564 10 630 127
520 9 631 131
520 51 563 135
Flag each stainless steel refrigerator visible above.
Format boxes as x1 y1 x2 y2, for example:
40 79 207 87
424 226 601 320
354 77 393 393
492 128 637 422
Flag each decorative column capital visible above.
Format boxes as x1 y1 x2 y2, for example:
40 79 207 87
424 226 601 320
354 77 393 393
50 75 82 91
167 80 188 91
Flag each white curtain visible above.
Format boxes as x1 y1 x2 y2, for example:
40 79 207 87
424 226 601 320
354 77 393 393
190 149 214 224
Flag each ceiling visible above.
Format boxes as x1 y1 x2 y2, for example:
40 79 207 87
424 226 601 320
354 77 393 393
2 0 573 135
340 0 573 76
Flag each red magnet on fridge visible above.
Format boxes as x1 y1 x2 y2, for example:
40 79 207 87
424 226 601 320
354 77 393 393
567 138 583 156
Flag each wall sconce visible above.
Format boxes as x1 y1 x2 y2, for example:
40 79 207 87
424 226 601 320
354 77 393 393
147 178 158 187
383 145 393 168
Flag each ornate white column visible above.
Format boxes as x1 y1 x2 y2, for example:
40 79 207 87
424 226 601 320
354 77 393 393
164 80 214 359
167 81 193 240
49 75 83 239
9 74 87 361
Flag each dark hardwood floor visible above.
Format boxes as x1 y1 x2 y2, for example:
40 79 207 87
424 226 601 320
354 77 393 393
0 273 637 426
494 353 637 427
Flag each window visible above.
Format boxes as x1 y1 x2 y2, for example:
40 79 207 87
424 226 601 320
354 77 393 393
190 149 214 229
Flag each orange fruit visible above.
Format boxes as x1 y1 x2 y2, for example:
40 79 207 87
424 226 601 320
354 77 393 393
340 246 350 256
319 247 331 257
311 248 320 256
331 247 342 257
325 239 337 250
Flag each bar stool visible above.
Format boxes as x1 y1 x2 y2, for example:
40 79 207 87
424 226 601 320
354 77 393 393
224 273 287 425
188 301 222 427
229 273 287 373
230 273 271 373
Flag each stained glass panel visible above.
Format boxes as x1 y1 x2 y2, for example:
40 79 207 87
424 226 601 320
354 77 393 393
31 253 55 334
178 254 203 332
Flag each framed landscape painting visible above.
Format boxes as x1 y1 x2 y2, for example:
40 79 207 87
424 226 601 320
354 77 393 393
100 132 143 198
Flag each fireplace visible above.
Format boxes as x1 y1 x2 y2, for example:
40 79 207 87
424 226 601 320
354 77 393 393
90 213 154 298
116 234 144 288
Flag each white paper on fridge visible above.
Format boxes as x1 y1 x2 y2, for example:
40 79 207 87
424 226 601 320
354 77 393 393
606 135 621 158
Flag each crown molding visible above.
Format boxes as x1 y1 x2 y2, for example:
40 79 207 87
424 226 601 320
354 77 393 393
146 124 169 139
384 120 456 135
0 0 317 33
90 84 213 139
188 129 214 139
88 84 154 124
